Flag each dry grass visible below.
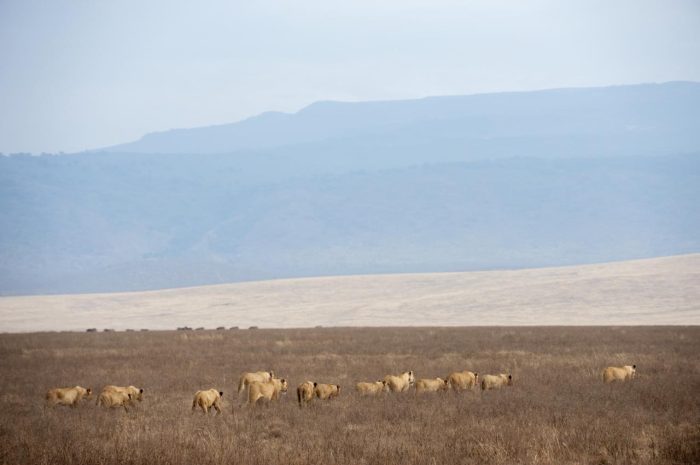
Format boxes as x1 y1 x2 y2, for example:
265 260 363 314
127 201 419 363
0 327 698 465
1 254 699 332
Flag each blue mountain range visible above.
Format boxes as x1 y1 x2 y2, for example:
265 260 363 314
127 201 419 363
1 82 698 295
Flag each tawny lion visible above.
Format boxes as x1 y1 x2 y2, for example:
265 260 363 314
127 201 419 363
97 390 133 412
481 374 513 390
315 383 341 400
45 386 92 408
356 380 388 396
248 378 288 406
415 377 449 393
192 389 224 415
602 365 636 383
447 371 478 391
237 371 274 396
384 371 415 393
297 381 316 407
98 385 143 403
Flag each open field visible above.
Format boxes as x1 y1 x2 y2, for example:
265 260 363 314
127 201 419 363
0 327 698 465
1 254 699 332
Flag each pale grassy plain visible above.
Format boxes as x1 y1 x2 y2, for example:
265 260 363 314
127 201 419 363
1 254 698 332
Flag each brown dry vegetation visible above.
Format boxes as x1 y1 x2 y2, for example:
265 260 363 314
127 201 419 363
0 327 698 465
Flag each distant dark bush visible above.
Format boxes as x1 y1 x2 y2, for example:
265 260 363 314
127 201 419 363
248 326 259 330
85 328 97 332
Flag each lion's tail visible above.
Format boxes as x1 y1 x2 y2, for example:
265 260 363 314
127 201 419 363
297 387 302 407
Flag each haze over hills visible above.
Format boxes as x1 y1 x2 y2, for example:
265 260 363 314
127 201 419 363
1 82 699 295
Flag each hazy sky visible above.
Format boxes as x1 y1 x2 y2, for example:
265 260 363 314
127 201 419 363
1 0 699 154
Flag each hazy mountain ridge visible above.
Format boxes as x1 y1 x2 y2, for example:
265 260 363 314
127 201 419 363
1 82 699 295
105 82 700 156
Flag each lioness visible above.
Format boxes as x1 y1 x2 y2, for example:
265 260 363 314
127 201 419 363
315 383 341 400
97 390 132 412
356 380 388 396
481 374 513 390
100 385 143 402
384 371 415 393
447 371 478 391
415 377 449 393
602 365 636 383
297 381 316 407
45 386 92 408
237 371 274 396
192 389 224 415
248 378 288 406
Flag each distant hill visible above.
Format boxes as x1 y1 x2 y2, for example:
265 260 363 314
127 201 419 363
1 254 698 331
1 82 699 295
105 81 700 157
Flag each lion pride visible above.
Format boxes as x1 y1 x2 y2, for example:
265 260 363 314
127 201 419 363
192 389 224 414
447 371 478 391
383 371 415 393
248 378 288 405
415 377 448 393
602 365 636 383
356 380 388 396
237 371 274 396
297 381 316 407
315 383 341 400
45 386 92 407
480 374 513 390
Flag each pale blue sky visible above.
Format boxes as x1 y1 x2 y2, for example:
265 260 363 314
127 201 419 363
1 0 699 153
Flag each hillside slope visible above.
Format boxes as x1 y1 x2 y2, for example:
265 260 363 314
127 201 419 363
2 153 698 295
1 254 697 332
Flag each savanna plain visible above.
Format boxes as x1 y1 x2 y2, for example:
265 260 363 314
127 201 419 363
1 327 698 465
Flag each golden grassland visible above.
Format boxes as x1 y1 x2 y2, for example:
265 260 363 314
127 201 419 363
0 326 698 464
